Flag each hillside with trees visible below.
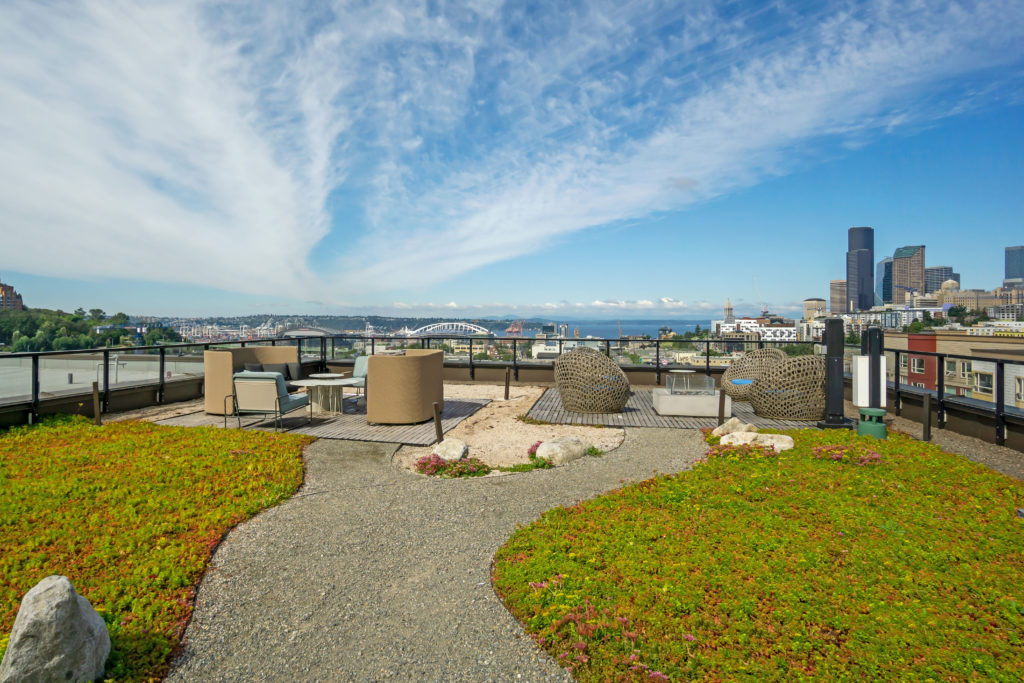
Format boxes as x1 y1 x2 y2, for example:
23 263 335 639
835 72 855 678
0 308 180 352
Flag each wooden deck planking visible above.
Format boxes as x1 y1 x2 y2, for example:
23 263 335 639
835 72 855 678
527 388 821 431
156 397 489 445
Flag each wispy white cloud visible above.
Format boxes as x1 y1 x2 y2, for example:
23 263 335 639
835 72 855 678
1 0 1022 305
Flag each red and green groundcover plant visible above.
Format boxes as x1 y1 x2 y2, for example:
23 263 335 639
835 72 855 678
0 415 311 680
493 429 1024 681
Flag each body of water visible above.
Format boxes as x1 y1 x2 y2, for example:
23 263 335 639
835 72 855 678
508 319 710 339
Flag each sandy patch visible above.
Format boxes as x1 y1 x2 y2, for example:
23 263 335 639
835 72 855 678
394 383 625 471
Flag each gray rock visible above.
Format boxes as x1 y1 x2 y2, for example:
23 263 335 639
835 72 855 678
719 432 795 452
434 438 468 462
712 417 757 437
535 437 590 466
0 575 110 683
719 431 758 446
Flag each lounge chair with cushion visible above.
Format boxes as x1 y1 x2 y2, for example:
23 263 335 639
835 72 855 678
366 350 444 424
553 346 630 413
720 348 786 402
226 371 311 431
336 355 369 397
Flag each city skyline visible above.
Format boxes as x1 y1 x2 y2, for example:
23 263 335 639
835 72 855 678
2 1 1023 318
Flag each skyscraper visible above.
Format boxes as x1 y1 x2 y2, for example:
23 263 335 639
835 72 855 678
829 280 847 314
876 257 893 304
846 227 874 312
924 266 960 294
1007 246 1024 280
892 245 925 303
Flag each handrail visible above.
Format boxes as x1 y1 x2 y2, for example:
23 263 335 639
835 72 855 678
3 334 1022 446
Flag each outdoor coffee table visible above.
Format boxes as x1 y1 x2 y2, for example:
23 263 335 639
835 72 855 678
310 373 346 380
291 379 347 414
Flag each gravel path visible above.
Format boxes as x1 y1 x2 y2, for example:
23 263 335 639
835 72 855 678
166 428 705 682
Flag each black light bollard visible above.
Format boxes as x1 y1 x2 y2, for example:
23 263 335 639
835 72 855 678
868 326 883 409
818 318 852 430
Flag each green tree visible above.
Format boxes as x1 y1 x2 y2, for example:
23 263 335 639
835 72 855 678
88 309 106 321
108 312 130 325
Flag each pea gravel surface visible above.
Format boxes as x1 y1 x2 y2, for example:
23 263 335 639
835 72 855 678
166 427 705 682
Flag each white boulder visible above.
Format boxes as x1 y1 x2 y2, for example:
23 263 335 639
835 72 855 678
434 438 468 462
712 417 757 437
535 437 590 466
719 432 795 452
0 575 110 683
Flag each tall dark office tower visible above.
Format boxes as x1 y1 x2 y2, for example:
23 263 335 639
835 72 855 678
876 257 893 304
1007 246 1024 280
846 226 874 312
925 266 960 293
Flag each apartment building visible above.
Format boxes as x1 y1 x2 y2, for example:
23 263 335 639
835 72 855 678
0 277 24 310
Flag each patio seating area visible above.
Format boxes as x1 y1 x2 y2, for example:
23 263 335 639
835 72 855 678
157 395 489 446
528 386 816 429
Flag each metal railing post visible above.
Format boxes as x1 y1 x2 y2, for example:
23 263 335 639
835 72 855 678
655 340 661 385
605 340 611 357
30 354 40 424
158 347 166 404
995 361 1005 446
320 337 326 372
513 339 519 381
271 339 277 346
469 338 475 380
893 350 901 415
371 338 375 356
102 348 110 413
705 340 711 376
936 354 945 428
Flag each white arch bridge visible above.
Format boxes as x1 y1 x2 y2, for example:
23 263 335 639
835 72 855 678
405 322 494 337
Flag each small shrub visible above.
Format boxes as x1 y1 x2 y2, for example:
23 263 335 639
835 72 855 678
585 446 604 456
527 440 543 456
517 414 555 426
415 454 491 478
498 453 553 473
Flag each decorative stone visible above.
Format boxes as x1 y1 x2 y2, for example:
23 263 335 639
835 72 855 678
719 432 795 452
712 417 757 437
0 575 110 683
434 438 468 462
719 431 758 446
752 434 795 451
535 437 590 466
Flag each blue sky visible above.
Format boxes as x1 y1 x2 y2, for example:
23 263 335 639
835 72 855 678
1 0 1022 319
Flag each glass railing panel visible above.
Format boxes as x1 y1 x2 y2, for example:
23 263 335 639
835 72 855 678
35 351 103 397
0 355 31 404
328 337 359 360
164 345 206 379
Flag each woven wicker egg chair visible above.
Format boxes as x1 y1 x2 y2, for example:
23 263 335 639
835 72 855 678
553 346 631 413
720 348 786 402
749 355 826 421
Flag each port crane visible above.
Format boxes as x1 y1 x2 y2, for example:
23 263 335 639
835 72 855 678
505 319 525 336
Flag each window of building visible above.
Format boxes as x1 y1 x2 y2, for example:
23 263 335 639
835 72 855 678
960 361 971 378
945 360 956 376
913 382 926 389
911 357 925 374
899 355 908 369
975 373 994 395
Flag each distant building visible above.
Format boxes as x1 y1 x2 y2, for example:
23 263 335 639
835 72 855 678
892 245 926 302
936 281 1024 311
558 323 569 338
723 298 735 324
1006 246 1024 280
845 227 874 312
876 257 893 304
802 298 826 321
0 275 24 310
924 266 960 294
829 280 847 314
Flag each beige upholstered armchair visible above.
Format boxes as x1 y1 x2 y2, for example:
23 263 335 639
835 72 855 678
366 349 444 424
204 346 302 415
720 348 786 402
749 355 826 420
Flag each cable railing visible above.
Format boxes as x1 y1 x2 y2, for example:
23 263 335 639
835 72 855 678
2 334 1022 445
